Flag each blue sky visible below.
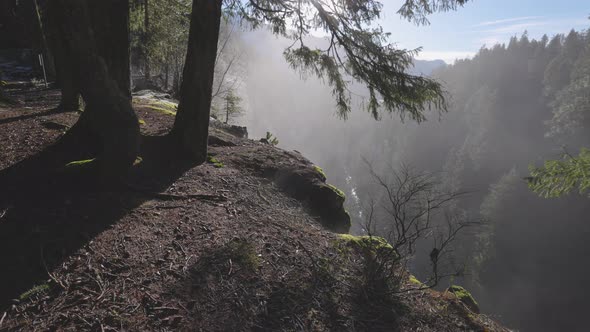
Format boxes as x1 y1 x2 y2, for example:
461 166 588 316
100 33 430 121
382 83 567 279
379 0 589 63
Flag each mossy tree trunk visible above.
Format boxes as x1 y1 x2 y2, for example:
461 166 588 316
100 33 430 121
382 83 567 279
48 0 139 180
170 0 223 163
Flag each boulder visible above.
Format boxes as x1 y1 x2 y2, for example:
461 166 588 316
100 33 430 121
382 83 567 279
447 285 480 314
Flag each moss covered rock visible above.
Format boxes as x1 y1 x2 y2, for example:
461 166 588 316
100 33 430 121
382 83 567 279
448 285 480 313
269 164 351 234
337 234 392 251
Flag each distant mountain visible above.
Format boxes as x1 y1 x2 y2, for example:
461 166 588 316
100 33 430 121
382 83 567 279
240 28 445 77
410 59 447 75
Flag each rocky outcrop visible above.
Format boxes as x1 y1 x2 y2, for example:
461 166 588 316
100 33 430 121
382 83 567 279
273 165 351 234
448 285 480 314
209 117 248 139
242 147 351 234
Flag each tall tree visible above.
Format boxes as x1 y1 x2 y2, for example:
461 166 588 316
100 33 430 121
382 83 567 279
171 0 470 162
48 0 139 179
170 0 223 162
42 0 81 111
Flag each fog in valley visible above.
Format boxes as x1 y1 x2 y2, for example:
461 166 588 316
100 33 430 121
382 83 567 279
229 27 590 332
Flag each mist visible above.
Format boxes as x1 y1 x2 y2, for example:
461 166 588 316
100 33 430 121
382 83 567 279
227 27 590 332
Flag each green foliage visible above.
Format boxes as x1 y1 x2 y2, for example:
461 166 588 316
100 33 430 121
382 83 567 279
265 132 279 146
448 285 479 313
474 169 520 274
337 234 393 252
480 169 520 220
398 0 471 25
221 89 243 124
409 274 423 286
65 158 96 168
545 40 590 140
448 285 476 303
130 0 191 88
207 155 224 168
237 0 469 121
19 283 50 301
528 148 590 198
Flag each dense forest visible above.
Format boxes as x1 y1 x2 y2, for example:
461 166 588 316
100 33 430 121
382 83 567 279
234 26 590 331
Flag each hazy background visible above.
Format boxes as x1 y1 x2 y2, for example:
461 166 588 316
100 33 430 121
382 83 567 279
228 20 590 331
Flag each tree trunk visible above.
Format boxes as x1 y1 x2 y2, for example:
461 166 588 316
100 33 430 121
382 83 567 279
31 0 56 79
88 0 131 98
143 0 151 81
42 0 81 111
49 0 139 180
170 0 222 163
164 63 169 90
225 97 229 124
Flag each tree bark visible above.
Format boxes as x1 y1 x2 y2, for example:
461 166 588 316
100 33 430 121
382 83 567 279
143 0 151 81
88 0 131 98
30 0 56 79
42 0 81 111
49 0 139 180
170 0 222 163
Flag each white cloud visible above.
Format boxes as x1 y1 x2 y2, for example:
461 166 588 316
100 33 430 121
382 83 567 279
475 16 544 27
478 21 549 34
473 17 589 47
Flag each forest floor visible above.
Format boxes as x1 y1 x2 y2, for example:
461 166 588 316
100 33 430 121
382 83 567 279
0 82 509 331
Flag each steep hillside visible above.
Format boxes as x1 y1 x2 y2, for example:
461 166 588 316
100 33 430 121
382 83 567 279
0 84 507 331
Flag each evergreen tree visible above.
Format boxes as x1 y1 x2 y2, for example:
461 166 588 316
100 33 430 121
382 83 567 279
48 0 471 172
171 0 470 162
222 89 243 124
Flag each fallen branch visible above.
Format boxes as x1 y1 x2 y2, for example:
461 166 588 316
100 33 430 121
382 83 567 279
0 311 6 328
257 186 271 205
126 185 227 202
149 192 228 202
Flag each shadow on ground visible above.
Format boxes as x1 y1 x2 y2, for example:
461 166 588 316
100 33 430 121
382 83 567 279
0 134 195 309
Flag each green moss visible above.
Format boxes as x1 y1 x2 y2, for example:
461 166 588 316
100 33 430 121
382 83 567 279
448 285 478 307
153 99 178 108
138 119 146 125
225 240 260 271
409 274 423 286
327 184 345 199
449 285 477 304
344 209 351 220
337 234 393 251
65 158 96 168
19 283 49 301
312 165 327 180
207 155 224 168
147 105 176 116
